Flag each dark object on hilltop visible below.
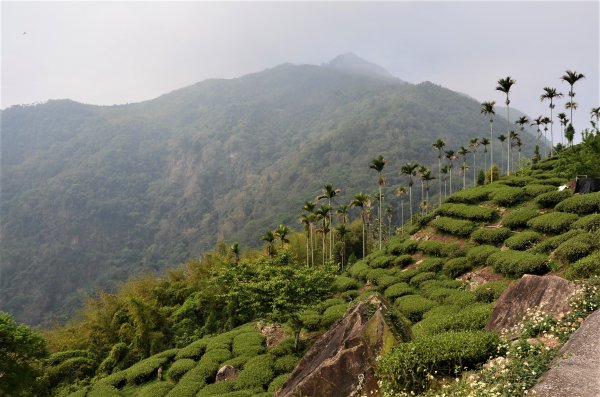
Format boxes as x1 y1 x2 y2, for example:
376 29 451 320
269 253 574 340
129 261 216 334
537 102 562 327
486 274 578 333
276 295 409 397
575 178 600 194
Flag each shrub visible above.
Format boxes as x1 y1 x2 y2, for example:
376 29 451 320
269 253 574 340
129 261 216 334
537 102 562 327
535 177 568 186
504 231 543 251
167 359 196 382
554 233 598 263
375 274 402 288
488 250 549 278
298 310 321 331
572 214 600 232
365 268 389 284
499 176 536 187
430 216 477 237
47 350 93 366
474 281 510 303
201 348 232 364
387 239 418 255
503 208 539 229
419 279 464 290
340 289 359 301
47 356 96 384
232 332 264 357
409 272 437 286
534 189 573 208
420 287 457 304
126 357 169 384
223 355 250 368
555 191 600 214
165 381 203 397
523 183 556 198
529 229 586 254
87 384 123 397
446 186 493 204
205 333 233 352
268 373 290 393
565 253 600 280
466 245 500 266
471 227 512 246
348 260 369 279
395 268 421 283
316 298 346 313
97 370 128 388
153 349 179 360
527 212 579 234
321 304 348 328
412 304 492 338
418 240 465 258
273 355 298 374
442 257 473 278
196 381 236 396
175 339 208 360
421 305 460 320
377 331 500 394
384 283 415 300
393 254 414 268
332 275 359 292
489 186 526 207
443 290 476 307
437 203 498 222
136 381 174 397
370 255 396 269
269 338 303 357
394 295 438 322
235 354 274 390
417 257 445 273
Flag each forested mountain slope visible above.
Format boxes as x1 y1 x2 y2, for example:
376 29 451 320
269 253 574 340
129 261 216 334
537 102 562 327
0 54 538 325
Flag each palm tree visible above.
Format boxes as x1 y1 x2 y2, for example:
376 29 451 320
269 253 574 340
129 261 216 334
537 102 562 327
336 204 349 225
385 206 393 236
497 134 506 174
302 200 316 265
458 146 469 189
496 76 516 175
351 193 370 258
314 205 330 265
431 138 446 206
541 117 551 158
514 136 523 170
440 165 449 197
509 131 519 171
421 170 435 212
480 101 496 181
418 164 429 210
299 214 311 266
317 183 340 260
444 151 455 193
395 186 407 232
480 137 490 180
557 112 569 146
335 224 348 270
369 155 386 250
591 107 600 123
531 116 544 152
400 162 419 223
230 242 240 264
275 224 290 248
261 231 275 258
469 138 479 186
561 70 585 128
540 87 564 157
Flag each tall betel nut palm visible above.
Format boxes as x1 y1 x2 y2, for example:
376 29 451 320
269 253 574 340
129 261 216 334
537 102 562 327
400 162 419 224
469 138 479 186
557 113 569 146
351 192 370 258
480 101 496 181
540 87 563 157
561 70 585 129
496 76 516 175
431 138 446 206
317 183 340 260
395 186 407 232
369 155 386 250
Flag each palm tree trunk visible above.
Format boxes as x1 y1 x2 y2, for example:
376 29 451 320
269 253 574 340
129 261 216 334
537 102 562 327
506 106 511 176
438 155 442 206
306 232 309 266
378 185 382 250
328 199 333 261
550 106 554 157
361 215 366 258
472 153 476 186
409 187 413 224
490 120 494 182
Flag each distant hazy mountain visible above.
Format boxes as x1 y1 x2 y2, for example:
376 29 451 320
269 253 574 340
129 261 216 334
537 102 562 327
0 54 539 325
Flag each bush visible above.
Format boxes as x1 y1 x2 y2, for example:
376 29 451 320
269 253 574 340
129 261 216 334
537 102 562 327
201 348 232 364
273 355 298 374
47 350 92 366
269 338 304 357
332 276 360 292
554 233 598 263
489 186 526 207
268 373 290 393
47 356 96 384
126 357 169 384
488 250 549 278
565 253 600 280
393 254 414 268
409 272 437 286
395 268 421 283
430 216 477 237
499 176 536 187
348 260 369 279
165 381 203 397
421 305 460 320
370 255 396 269
235 354 274 390
555 192 600 214
471 227 512 246
533 189 573 208
443 290 476 307
315 298 346 313
87 384 123 397
527 212 579 234
523 183 556 198
298 310 321 331
572 214 600 232
443 257 473 278
167 359 196 382
420 278 464 290
474 281 510 303
375 274 401 288
175 339 208 360
412 304 492 338
340 289 359 301
504 231 543 251
136 381 174 397
232 332 264 357
97 370 128 388
223 355 250 369
377 331 500 394
365 268 389 284
387 239 418 255
418 240 466 258
466 245 500 266
503 208 539 229
321 304 348 328
205 333 233 352
437 203 498 222
529 229 586 254
417 257 445 273
394 295 438 322
384 283 415 300
445 186 493 204
196 381 236 396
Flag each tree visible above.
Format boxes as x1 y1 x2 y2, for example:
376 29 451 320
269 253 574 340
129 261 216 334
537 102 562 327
444 151 455 193
400 162 419 223
298 214 311 266
335 224 349 270
0 311 47 397
369 155 386 250
479 137 490 181
515 116 529 170
385 206 393 237
509 131 520 171
565 123 576 147
592 107 600 122
458 146 469 189
561 70 585 128
440 165 449 197
541 117 551 158
302 200 317 266
417 164 429 210
431 138 446 206
314 205 331 265
351 193 370 258
261 231 275 257
557 112 569 146
230 242 240 264
480 101 496 181
531 116 544 154
540 87 564 157
421 170 435 212
317 184 341 261
336 204 349 225
497 134 506 174
395 186 407 233
469 138 479 186
496 76 516 175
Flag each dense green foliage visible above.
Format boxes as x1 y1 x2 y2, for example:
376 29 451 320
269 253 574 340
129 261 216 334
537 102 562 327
471 227 512 245
502 207 539 229
527 212 580 234
488 250 549 278
429 216 477 236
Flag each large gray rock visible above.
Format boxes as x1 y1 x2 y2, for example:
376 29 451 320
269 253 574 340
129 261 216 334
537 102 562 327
276 295 409 397
215 365 237 382
486 274 578 333
531 309 600 397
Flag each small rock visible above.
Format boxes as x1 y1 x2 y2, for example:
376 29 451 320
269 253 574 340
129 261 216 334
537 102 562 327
215 365 238 382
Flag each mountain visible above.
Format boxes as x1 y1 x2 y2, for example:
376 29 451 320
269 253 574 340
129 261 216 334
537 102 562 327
0 54 540 325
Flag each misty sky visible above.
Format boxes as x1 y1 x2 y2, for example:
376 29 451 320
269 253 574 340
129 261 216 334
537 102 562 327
2 1 599 131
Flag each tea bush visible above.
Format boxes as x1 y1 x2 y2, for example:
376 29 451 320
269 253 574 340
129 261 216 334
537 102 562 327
175 339 207 360
437 203 498 222
474 280 510 303
534 189 573 208
442 257 473 278
87 384 123 397
232 332 264 357
555 191 600 214
572 214 600 232
235 354 274 391
298 310 321 331
502 208 539 229
554 233 598 263
412 303 492 338
165 380 203 397
387 239 418 255
529 229 586 254
375 274 402 289
167 359 196 382
268 374 290 393
430 216 477 237
395 268 421 283
523 184 556 198
384 282 415 300
273 355 298 374
527 212 579 234
565 253 600 280
409 272 437 287
489 186 526 207
498 176 536 187
466 244 500 266
394 295 438 322
504 231 543 251
417 240 466 258
196 381 236 396
348 261 369 280
488 250 549 278
369 255 396 269
421 305 460 320
446 186 493 204
471 227 512 246
417 257 445 273
393 254 414 268
443 290 476 307
321 304 348 328
315 298 346 313
136 381 173 397
332 276 360 292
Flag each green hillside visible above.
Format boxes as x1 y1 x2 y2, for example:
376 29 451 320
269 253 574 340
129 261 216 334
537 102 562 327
4 131 600 397
0 55 540 326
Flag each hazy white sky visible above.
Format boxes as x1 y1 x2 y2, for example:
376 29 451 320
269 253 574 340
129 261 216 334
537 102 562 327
2 1 599 129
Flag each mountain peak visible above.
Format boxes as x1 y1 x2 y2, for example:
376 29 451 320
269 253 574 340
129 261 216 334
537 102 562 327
326 53 397 80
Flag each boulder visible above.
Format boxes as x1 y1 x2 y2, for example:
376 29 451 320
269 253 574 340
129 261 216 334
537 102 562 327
215 365 237 382
531 309 600 396
486 274 578 333
276 295 409 397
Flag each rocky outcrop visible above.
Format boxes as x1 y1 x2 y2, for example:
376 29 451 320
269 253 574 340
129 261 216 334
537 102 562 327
215 365 238 382
486 274 578 333
531 309 600 396
276 295 409 397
